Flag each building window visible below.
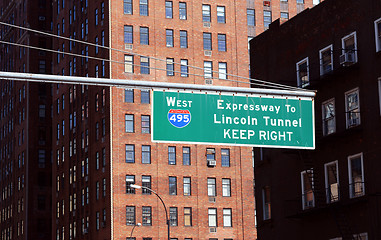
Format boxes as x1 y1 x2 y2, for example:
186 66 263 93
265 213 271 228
375 18 381 52
296 57 309 88
301 171 314 210
207 178 216 196
182 147 190 165
140 57 150 74
183 177 191 196
141 90 150 104
126 175 135 193
208 208 217 227
222 178 231 197
142 175 151 194
341 32 358 64
180 30 188 48
322 99 335 136
218 62 227 80
169 176 177 195
124 55 134 73
142 206 152 225
184 207 192 226
125 89 134 103
247 9 255 26
142 146 151 164
166 29 174 47
124 25 133 44
166 58 174 76
348 153 365 198
165 1 173 18
202 4 211 22
179 2 187 20
140 0 148 16
297 0 304 3
204 61 213 78
124 0 132 14
125 114 134 133
223 209 232 227
345 88 360 128
263 10 272 29
126 206 136 225
140 27 149 45
169 207 178 226
180 59 189 77
221 149 230 167
324 161 339 203
218 34 226 52
168 146 176 164
203 33 212 50
280 12 289 20
141 115 150 133
319 45 333 75
217 6 226 23
125 144 135 163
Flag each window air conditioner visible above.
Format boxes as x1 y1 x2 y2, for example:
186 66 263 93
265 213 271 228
83 228 88 234
348 117 359 127
207 160 216 166
208 197 216 203
305 200 314 208
203 22 211 28
209 227 217 233
204 50 212 56
339 51 355 66
205 79 213 85
125 44 133 50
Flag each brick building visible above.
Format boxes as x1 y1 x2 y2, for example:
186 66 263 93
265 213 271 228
250 0 381 239
0 0 53 239
1 0 317 239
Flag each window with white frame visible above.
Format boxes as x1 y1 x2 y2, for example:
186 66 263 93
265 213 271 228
341 32 357 64
319 45 333 75
208 208 217 227
375 18 381 52
296 57 309 88
345 88 360 128
301 170 314 209
124 55 134 73
204 61 213 78
324 161 339 203
322 99 335 136
223 208 232 227
218 62 227 80
348 153 365 198
262 186 271 220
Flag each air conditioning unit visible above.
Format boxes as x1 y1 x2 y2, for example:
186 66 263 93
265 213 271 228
39 16 46 21
209 227 217 233
83 228 88 234
305 200 314 208
205 79 213 85
203 22 211 28
101 222 106 228
208 197 216 203
125 44 133 50
85 176 88 182
348 117 359 127
207 160 216 166
204 50 212 56
339 51 355 66
263 1 271 7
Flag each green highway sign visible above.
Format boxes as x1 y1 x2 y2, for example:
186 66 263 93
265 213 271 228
152 91 315 149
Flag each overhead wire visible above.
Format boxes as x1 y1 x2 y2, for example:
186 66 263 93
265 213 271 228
0 21 313 92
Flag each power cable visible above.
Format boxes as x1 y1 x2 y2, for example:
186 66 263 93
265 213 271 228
0 21 313 92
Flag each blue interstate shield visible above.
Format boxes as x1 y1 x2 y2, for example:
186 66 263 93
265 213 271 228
168 109 191 128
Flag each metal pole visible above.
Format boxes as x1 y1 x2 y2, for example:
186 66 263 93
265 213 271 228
0 71 316 97
140 186 170 240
